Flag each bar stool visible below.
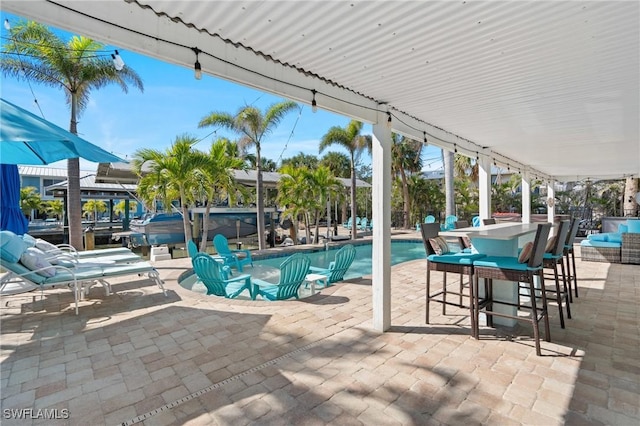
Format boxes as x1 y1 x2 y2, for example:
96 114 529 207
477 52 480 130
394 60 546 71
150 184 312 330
454 220 472 251
483 218 496 225
420 223 485 336
563 218 581 301
542 220 571 328
472 223 552 356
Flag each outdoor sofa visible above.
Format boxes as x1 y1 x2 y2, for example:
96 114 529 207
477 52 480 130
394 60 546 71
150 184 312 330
579 219 640 264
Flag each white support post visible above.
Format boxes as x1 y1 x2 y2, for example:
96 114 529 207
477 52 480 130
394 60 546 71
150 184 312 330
479 155 492 221
521 171 531 224
547 180 556 223
371 111 392 332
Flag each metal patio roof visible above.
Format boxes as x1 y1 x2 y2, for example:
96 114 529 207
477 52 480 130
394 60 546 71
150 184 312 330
3 1 638 182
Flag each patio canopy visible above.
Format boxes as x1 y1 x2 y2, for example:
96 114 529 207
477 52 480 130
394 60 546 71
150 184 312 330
2 1 638 181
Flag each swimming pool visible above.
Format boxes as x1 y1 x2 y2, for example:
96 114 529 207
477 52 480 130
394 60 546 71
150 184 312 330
253 240 425 281
179 240 426 295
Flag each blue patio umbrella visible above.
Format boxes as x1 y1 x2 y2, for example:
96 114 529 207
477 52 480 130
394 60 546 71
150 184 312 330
0 164 28 234
0 98 124 165
0 98 126 235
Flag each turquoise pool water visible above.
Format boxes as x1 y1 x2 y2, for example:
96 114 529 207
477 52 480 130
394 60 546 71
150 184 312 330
253 240 425 281
179 240 426 295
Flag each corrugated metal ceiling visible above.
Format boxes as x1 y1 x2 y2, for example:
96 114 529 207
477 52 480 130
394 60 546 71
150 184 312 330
129 0 640 180
3 0 638 181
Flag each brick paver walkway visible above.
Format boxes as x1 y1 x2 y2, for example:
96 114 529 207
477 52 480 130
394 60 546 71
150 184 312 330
1 244 638 425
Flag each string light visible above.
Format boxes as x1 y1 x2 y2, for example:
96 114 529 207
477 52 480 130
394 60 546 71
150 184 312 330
311 89 317 113
111 50 125 71
192 47 202 80
4 19 10 30
423 131 427 144
386 112 392 129
476 151 479 161
454 143 457 153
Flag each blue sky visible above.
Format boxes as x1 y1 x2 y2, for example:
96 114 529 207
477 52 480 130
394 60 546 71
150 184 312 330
1 11 443 173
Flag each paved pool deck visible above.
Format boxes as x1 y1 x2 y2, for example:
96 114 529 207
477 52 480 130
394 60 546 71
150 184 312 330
1 235 638 425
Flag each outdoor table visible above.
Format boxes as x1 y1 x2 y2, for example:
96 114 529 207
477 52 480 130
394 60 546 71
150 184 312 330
440 222 541 327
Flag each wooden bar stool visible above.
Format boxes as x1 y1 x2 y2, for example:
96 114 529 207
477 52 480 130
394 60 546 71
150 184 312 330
420 223 485 337
472 223 552 356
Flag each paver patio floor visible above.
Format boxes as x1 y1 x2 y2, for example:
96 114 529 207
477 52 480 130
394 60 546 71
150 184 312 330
1 244 638 425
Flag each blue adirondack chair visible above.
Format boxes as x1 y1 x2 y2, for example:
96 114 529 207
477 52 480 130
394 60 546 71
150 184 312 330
359 217 369 231
425 215 436 224
251 253 311 301
213 234 253 272
308 244 356 286
342 217 353 229
191 253 252 298
187 240 199 258
441 215 458 231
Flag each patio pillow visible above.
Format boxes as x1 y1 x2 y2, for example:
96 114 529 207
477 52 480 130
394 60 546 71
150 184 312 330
587 233 608 242
35 239 62 255
0 230 27 263
545 236 557 253
20 247 56 277
518 242 533 263
22 234 37 247
608 233 622 244
428 236 450 255
618 223 628 233
627 220 640 233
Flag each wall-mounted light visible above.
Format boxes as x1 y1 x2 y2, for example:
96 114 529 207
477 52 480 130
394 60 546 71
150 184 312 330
311 90 317 113
111 50 125 71
386 112 392 129
192 47 202 80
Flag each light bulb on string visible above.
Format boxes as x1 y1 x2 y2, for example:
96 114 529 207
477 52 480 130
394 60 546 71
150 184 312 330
4 19 11 30
311 90 317 113
111 50 125 71
192 47 202 80
386 112 392 129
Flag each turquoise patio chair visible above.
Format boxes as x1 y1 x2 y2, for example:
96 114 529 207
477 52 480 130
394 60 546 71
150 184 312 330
472 216 481 227
441 215 458 231
342 217 353 229
308 244 356 286
191 253 252 298
213 234 253 272
425 215 436 224
359 217 369 231
251 253 311 301
187 240 199 258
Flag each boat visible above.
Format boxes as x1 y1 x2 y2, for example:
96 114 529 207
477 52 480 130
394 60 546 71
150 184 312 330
129 207 277 245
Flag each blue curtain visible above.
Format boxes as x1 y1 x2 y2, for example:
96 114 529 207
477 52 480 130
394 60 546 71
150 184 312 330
0 164 28 235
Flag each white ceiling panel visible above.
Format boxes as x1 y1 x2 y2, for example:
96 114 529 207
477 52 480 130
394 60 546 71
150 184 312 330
3 0 638 181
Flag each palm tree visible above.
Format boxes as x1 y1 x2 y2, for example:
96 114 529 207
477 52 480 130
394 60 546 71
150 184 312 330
320 151 351 226
132 135 208 244
198 101 299 250
113 200 137 219
1 21 144 250
319 120 371 240
391 134 423 229
307 166 343 242
43 199 64 220
20 187 42 220
277 164 314 244
82 200 107 221
197 138 248 251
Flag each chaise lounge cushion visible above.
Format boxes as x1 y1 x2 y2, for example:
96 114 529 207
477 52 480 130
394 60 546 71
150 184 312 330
580 240 621 249
0 231 27 263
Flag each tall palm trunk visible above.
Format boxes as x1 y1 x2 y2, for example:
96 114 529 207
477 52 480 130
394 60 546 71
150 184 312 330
179 188 193 243
256 147 266 250
350 154 357 240
68 94 83 250
200 202 212 252
624 177 638 216
399 168 411 229
444 150 455 217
